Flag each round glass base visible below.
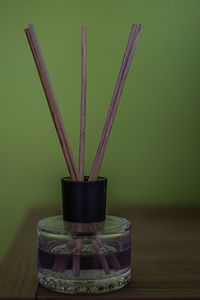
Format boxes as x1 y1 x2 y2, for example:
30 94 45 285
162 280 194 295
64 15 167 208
38 267 131 294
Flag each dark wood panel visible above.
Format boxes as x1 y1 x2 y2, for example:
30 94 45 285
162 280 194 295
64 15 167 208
0 206 59 299
0 210 38 298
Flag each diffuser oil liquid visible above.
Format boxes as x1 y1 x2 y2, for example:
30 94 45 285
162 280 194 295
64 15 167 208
37 215 131 294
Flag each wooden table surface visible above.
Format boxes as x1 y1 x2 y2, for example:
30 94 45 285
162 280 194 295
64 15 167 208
0 205 200 299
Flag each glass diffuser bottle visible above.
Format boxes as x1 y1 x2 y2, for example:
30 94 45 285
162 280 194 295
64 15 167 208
37 177 131 294
25 22 143 295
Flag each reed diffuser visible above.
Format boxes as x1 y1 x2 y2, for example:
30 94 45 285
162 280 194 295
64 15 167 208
25 23 143 294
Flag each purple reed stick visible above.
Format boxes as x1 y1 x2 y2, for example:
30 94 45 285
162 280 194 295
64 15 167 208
91 24 143 180
88 24 137 181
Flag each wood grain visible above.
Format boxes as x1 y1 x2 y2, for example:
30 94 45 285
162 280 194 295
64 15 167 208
0 206 58 298
0 209 38 298
1 206 200 299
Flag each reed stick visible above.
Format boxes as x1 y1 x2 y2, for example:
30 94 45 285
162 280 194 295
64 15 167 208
72 27 87 275
72 238 82 276
89 24 137 181
89 24 143 181
88 222 120 273
90 236 110 274
25 25 79 181
52 255 70 272
79 27 87 181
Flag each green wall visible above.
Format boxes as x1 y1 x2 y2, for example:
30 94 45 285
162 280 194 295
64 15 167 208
0 0 200 261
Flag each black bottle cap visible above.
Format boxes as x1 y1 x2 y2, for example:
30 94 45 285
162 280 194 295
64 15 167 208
61 176 107 223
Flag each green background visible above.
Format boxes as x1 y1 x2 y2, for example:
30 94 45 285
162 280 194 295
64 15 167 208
0 0 199 261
